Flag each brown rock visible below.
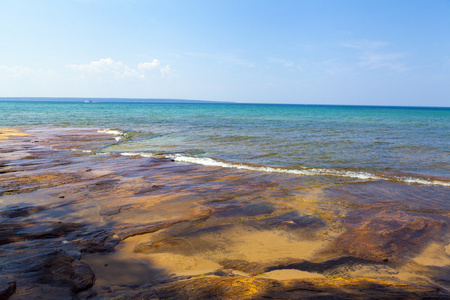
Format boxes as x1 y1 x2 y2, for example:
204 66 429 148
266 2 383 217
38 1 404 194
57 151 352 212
0 278 16 300
0 222 83 246
96 277 448 299
322 211 448 262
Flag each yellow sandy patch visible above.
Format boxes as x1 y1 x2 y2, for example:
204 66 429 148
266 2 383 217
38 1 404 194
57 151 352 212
95 225 329 281
257 269 325 280
0 128 30 140
413 242 450 267
199 227 327 263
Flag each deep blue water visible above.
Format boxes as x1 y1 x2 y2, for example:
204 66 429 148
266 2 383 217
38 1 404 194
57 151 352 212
1 100 448 185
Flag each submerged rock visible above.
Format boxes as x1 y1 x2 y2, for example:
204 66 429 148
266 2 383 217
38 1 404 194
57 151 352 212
0 128 448 299
322 211 448 263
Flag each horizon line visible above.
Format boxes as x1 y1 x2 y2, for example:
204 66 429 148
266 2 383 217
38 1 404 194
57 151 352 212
0 97 448 109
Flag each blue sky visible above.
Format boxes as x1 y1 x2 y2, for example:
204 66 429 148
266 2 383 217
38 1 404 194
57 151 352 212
0 0 449 106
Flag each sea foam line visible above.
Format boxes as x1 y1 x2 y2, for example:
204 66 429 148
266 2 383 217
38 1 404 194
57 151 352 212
120 152 156 158
70 148 93 153
114 151 450 187
98 129 125 141
167 155 450 187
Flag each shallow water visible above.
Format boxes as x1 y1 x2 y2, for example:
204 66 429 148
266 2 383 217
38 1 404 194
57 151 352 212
1 100 449 187
0 127 449 296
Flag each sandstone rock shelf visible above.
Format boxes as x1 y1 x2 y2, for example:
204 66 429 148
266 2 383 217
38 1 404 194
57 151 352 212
0 128 449 299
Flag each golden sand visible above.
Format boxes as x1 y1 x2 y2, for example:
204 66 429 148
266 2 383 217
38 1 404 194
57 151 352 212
0 127 30 140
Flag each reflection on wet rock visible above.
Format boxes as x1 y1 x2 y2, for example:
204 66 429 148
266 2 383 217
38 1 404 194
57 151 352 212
0 221 83 245
0 205 48 218
0 128 449 299
323 210 448 262
248 211 325 232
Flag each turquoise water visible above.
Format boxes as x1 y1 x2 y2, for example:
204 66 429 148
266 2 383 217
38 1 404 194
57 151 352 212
1 100 449 185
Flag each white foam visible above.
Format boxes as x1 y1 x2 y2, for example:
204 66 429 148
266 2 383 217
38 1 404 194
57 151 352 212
393 176 450 187
169 155 379 179
120 152 141 157
70 148 93 153
168 155 450 187
112 152 449 187
98 129 124 136
120 152 156 158
98 128 127 141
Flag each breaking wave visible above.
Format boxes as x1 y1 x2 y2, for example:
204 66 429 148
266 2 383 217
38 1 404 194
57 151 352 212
98 128 125 141
115 152 450 187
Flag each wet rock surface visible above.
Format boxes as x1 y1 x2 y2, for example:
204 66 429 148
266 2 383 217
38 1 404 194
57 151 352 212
0 128 449 299
94 277 448 300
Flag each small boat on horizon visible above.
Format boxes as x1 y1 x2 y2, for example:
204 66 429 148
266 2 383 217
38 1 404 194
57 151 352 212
84 100 93 103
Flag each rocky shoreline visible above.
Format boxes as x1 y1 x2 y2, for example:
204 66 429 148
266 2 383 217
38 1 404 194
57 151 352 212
0 128 449 299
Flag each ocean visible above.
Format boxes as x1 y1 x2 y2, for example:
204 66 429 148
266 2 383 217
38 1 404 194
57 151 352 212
1 98 450 293
1 99 448 187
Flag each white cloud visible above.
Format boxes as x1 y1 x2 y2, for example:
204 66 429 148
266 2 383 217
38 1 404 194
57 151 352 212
138 59 160 70
359 53 409 71
69 58 116 72
342 39 389 50
160 64 172 78
0 65 54 78
68 58 136 78
342 39 410 72
68 58 171 79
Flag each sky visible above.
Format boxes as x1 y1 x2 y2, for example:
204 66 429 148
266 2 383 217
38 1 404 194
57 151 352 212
0 0 449 106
